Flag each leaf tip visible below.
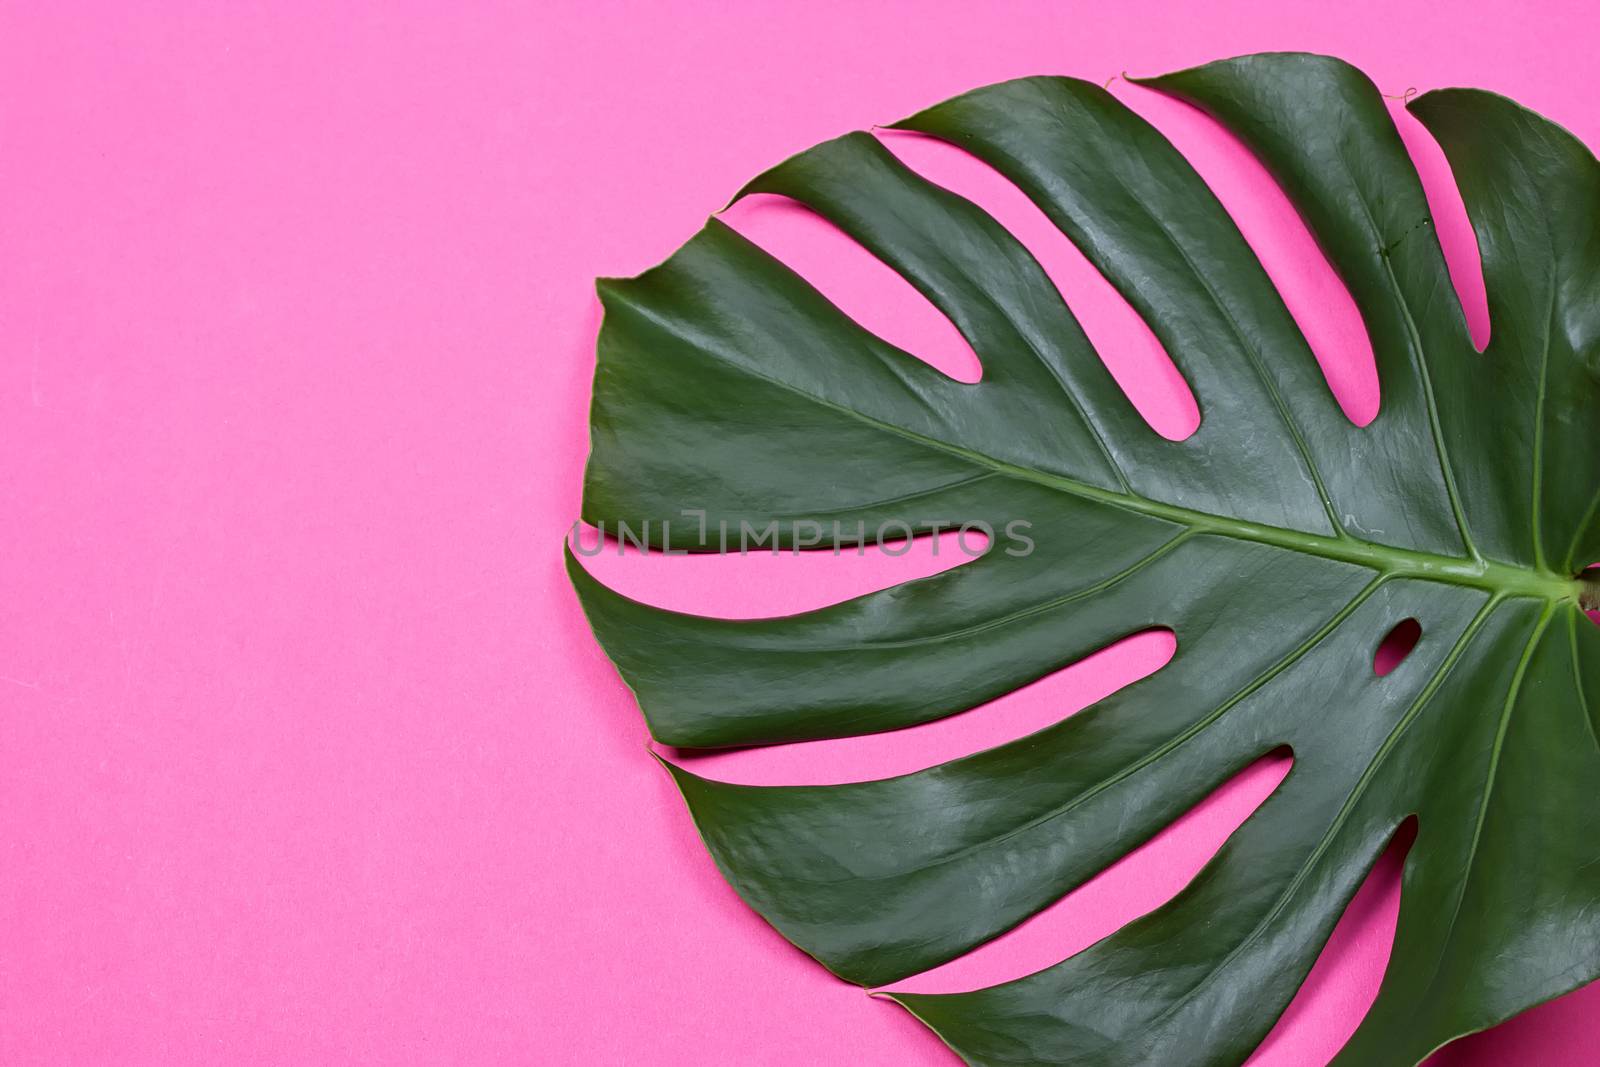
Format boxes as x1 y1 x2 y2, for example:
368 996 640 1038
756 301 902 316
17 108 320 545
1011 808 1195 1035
593 275 627 307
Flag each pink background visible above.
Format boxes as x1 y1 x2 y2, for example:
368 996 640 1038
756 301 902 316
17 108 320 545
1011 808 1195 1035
3 2 1596 1063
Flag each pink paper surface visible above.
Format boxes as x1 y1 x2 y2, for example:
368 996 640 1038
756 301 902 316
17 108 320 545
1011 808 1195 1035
3 3 1597 1063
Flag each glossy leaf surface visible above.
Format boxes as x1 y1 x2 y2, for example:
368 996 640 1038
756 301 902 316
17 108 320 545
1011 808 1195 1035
569 52 1600 1066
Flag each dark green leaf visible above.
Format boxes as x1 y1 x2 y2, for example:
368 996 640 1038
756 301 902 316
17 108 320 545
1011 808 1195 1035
569 52 1600 1066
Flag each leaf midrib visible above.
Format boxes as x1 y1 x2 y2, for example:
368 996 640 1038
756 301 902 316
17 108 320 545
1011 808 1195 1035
648 313 1583 603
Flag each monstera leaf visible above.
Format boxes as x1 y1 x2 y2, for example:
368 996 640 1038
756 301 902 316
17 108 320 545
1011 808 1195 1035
567 52 1600 1065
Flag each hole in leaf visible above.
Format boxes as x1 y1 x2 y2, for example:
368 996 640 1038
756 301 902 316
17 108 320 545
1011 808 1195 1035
1374 618 1422 676
671 629 1175 787
570 523 980 619
1114 82 1381 427
1246 817 1416 1066
721 192 984 382
875 128 1200 441
1393 107 1491 354
1423 959 1600 1065
881 747 1292 995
